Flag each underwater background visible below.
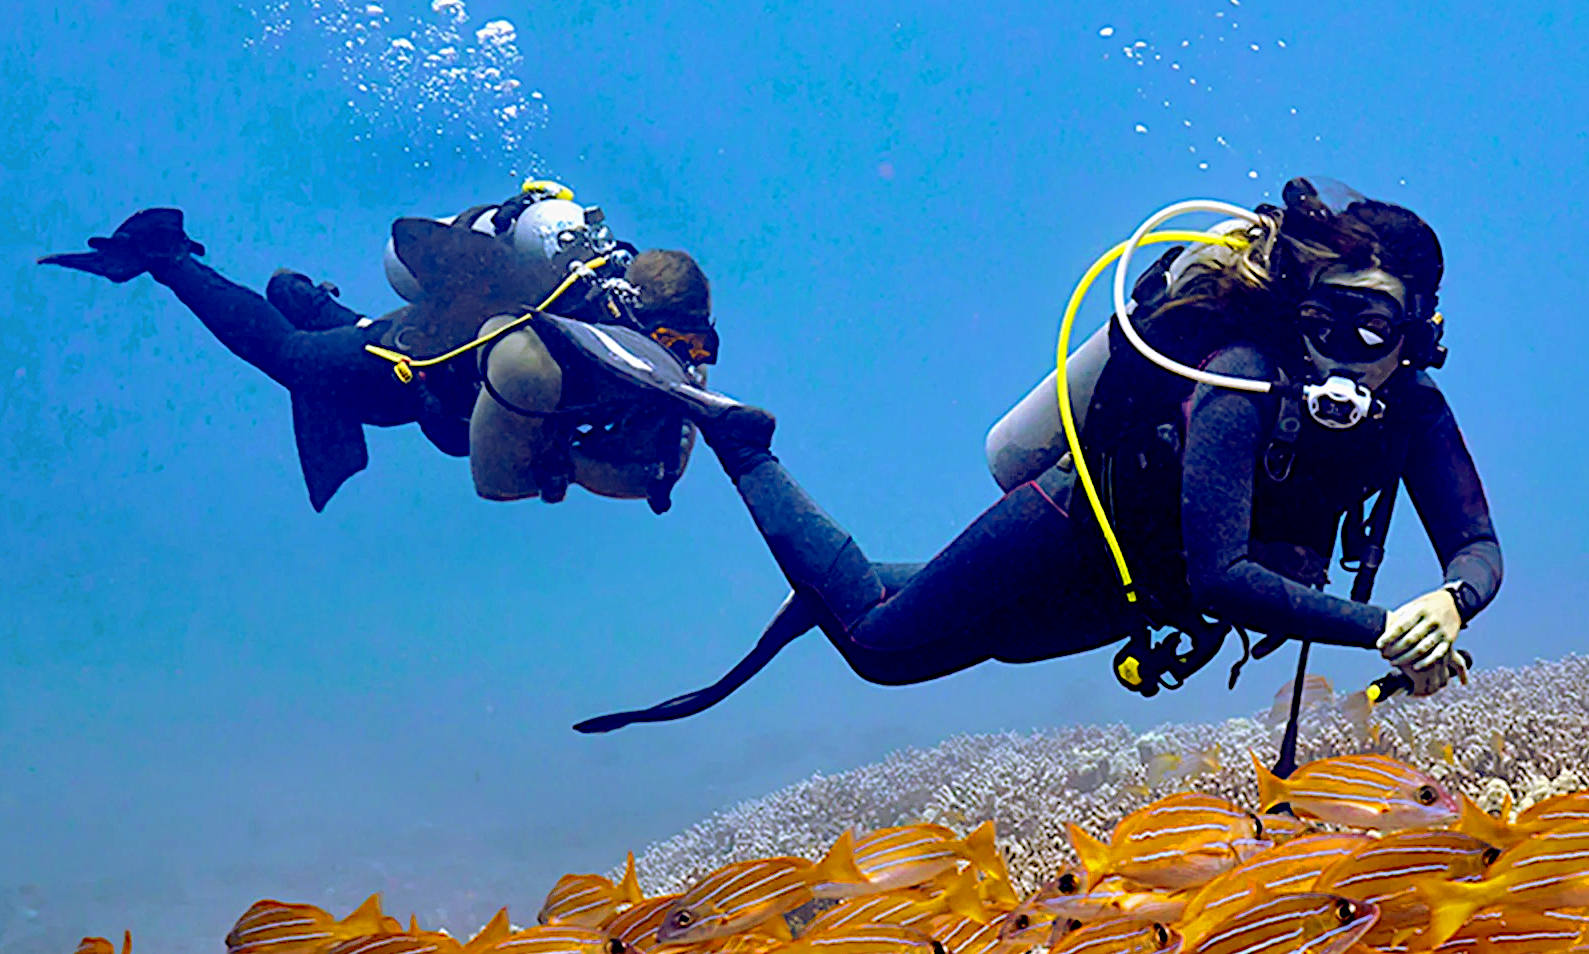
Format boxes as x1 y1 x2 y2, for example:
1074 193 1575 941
2 0 1587 951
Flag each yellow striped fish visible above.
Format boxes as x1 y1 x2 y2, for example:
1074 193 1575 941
458 910 626 954
997 867 1084 944
1368 907 1589 953
811 821 1008 898
1414 818 1589 950
803 869 989 934
1067 793 1268 889
599 895 678 953
1312 829 1495 947
654 832 864 944
1250 753 1459 831
1175 833 1371 946
1188 891 1379 954
227 896 402 954
1046 918 1180 954
1033 876 1186 926
75 932 132 954
327 932 463 954
924 912 1024 954
777 923 943 954
1252 812 1320 844
539 853 645 927
1461 789 1589 851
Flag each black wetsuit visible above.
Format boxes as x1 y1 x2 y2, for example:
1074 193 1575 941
153 256 475 508
721 344 1500 687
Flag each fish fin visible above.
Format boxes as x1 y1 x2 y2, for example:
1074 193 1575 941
464 908 512 954
811 829 868 887
1250 751 1286 812
410 915 421 934
961 820 1008 880
617 852 645 907
764 916 793 942
1457 791 1516 848
943 869 990 925
1409 879 1491 951
1066 823 1111 883
123 931 133 954
343 894 386 929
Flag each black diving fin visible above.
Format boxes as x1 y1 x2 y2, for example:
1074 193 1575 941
291 392 369 513
39 208 206 283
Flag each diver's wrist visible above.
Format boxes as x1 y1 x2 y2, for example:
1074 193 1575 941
1442 580 1478 625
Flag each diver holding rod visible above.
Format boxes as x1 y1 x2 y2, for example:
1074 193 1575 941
580 178 1499 735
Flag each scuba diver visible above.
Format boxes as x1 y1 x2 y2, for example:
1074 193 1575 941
577 177 1500 733
38 182 719 513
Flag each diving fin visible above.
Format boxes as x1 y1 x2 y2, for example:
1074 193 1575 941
291 390 369 512
532 314 745 419
390 217 552 305
573 590 818 733
39 208 206 283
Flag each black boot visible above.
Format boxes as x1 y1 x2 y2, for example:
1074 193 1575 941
266 269 363 331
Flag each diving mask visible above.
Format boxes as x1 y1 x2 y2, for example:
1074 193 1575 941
1298 273 1410 429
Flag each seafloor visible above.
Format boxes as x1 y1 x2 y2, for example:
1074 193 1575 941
5 655 1584 953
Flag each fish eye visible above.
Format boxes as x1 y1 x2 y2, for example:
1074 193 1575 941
1154 924 1170 947
1247 811 1264 839
608 942 625 954
671 911 693 928
1483 846 1501 865
931 944 947 954
1057 873 1079 894
1013 915 1030 931
1066 920 1084 933
1335 899 1355 923
1416 785 1438 806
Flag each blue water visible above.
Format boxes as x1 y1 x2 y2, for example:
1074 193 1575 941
2 1 1585 950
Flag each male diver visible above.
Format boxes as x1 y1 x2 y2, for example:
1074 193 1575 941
38 183 718 513
579 178 1499 732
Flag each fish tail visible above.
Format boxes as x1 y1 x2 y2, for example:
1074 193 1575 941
1250 750 1286 812
811 828 867 887
942 869 990 925
618 851 645 906
1066 822 1111 883
1409 879 1493 951
961 820 1007 879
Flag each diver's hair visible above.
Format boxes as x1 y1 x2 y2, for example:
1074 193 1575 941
1227 206 1284 290
626 250 711 328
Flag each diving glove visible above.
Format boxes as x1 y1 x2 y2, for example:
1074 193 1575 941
1376 588 1463 672
38 208 205 283
1397 651 1468 697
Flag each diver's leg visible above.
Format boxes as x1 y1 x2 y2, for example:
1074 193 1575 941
153 256 415 421
702 410 1128 685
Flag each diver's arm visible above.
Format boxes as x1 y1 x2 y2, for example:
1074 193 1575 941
1181 347 1387 646
1399 375 1502 621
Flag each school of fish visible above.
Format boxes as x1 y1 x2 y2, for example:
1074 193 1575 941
69 748 1589 954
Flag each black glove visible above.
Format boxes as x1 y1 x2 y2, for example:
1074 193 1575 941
38 208 205 283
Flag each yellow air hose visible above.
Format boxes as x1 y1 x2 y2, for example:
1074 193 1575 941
364 255 610 383
1055 229 1251 603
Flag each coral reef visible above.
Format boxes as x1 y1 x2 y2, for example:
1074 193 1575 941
633 655 1589 894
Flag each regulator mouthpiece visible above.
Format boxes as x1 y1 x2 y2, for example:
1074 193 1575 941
1303 375 1375 429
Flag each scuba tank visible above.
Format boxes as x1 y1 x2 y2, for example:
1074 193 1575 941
985 323 1110 492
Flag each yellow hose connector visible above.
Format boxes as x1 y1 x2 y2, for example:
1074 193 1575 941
1055 229 1251 604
